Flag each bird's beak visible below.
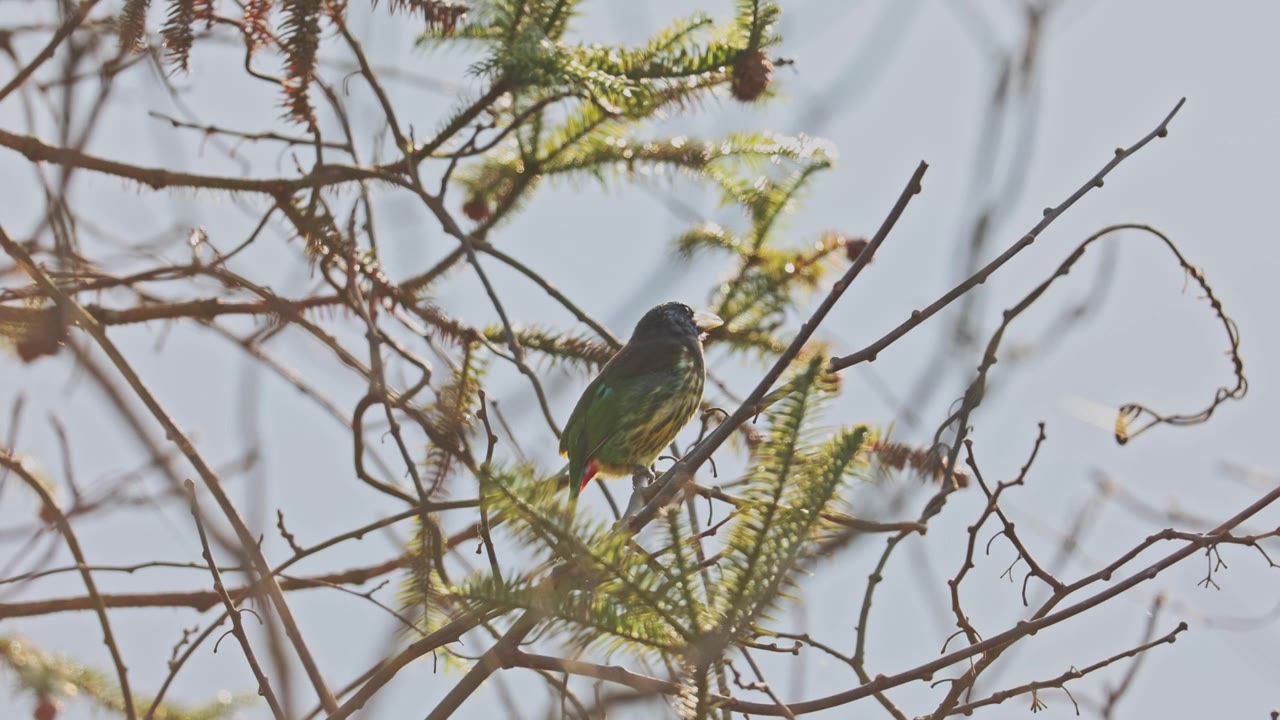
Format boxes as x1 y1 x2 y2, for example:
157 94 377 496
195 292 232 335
692 310 724 333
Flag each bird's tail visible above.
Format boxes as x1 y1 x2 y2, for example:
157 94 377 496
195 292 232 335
568 458 599 500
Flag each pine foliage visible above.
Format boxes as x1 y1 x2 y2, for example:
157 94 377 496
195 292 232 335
280 0 323 126
712 356 870 638
119 0 152 51
672 134 852 357
423 339 489 494
426 1 787 221
0 637 250 720
242 0 274 51
481 325 611 372
454 464 700 657
160 0 196 70
408 354 873 694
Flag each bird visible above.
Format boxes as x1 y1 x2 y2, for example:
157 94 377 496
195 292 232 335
559 301 723 503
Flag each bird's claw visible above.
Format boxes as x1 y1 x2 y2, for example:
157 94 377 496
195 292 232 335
631 464 655 490
619 465 658 521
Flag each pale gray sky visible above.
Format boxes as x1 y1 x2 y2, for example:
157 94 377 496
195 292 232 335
2 1 1278 718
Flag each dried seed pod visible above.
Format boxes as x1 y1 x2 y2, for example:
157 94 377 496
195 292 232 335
731 50 774 102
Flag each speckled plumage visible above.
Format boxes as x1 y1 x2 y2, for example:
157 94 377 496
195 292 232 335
558 302 721 498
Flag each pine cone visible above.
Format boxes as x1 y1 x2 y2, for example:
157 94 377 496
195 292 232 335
844 237 870 263
731 50 774 102
3 306 68 363
462 197 491 222
34 696 57 720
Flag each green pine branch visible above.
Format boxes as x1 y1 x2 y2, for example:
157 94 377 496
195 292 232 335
481 325 611 372
422 339 489 493
1 636 251 720
433 465 704 659
713 354 871 639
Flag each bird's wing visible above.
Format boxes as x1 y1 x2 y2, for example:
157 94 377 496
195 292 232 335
559 340 673 483
560 370 635 452
559 374 619 492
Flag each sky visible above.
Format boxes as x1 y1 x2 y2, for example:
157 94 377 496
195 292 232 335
2 1 1279 718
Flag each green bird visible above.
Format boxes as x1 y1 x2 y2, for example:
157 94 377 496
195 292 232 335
559 302 723 501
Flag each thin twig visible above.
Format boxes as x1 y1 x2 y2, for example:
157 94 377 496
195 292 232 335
0 0 102 103
0 226 341 715
184 480 286 719
828 99 1186 373
0 450 138 720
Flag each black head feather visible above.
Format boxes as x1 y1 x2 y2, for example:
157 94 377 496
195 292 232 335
631 302 704 343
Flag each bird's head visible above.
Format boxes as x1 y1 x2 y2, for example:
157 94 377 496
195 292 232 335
632 302 723 343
